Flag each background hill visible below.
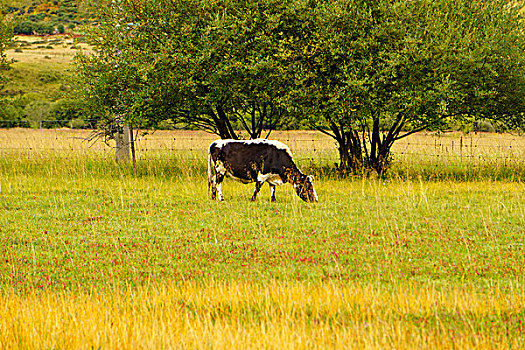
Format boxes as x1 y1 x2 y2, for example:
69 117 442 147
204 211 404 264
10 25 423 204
7 0 92 35
0 1 93 127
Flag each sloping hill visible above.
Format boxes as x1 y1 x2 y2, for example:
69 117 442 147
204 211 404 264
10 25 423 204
7 1 93 35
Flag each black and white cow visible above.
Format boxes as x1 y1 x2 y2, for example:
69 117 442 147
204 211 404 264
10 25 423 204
208 139 318 202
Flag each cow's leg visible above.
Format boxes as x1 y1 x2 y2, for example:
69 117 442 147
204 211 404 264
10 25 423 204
251 181 262 201
270 184 276 202
210 175 218 200
216 173 225 201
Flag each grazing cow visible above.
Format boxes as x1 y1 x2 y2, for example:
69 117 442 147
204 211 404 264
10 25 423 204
208 139 318 202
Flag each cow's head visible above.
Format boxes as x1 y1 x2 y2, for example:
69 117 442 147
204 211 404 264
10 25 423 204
293 175 318 202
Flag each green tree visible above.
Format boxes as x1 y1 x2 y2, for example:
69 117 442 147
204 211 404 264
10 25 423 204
0 1 14 90
76 0 301 140
76 0 525 173
289 0 525 174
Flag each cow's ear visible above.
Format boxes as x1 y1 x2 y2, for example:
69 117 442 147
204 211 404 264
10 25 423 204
307 175 315 182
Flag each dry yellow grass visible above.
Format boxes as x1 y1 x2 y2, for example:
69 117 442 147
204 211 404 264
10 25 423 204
7 35 92 64
0 128 337 160
2 128 525 169
3 128 525 154
1 281 523 349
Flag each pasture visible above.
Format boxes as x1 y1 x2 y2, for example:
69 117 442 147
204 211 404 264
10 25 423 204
0 129 524 348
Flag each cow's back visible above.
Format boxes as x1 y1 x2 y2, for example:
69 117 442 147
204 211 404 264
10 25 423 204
209 139 295 182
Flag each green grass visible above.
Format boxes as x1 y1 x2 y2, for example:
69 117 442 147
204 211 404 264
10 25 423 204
1 154 524 293
2 61 71 99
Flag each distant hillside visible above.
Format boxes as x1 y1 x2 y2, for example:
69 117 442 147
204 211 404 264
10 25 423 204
6 0 94 35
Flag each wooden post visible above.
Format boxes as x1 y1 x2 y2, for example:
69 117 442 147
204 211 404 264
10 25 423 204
129 124 136 170
116 125 131 163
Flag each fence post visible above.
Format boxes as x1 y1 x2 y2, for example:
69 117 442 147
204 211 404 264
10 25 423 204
460 135 463 161
116 125 131 163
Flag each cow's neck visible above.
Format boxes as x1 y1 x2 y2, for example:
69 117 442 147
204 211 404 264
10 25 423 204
283 167 303 184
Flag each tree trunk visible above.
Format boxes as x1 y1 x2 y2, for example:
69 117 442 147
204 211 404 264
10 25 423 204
337 145 352 170
215 105 238 139
346 130 363 170
330 123 363 173
115 125 130 163
369 147 391 175
368 129 394 176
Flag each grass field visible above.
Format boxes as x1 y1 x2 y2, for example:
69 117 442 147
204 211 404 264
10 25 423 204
2 35 90 104
0 129 524 348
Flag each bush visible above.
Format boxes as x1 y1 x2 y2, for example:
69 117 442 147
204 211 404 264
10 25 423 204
157 119 176 130
14 21 56 35
70 118 87 129
23 100 52 128
50 98 89 124
14 21 34 35
474 121 496 133
0 101 23 124
38 71 60 83
33 22 55 35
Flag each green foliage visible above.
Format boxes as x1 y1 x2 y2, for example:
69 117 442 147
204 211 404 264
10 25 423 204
77 0 310 139
288 0 525 174
77 0 525 168
0 2 14 89
0 100 21 123
13 20 33 34
0 59 80 127
0 94 90 128
49 98 89 124
22 98 51 127
9 0 93 34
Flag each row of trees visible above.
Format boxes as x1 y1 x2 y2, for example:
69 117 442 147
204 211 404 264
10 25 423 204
14 20 68 35
0 0 522 174
77 0 525 174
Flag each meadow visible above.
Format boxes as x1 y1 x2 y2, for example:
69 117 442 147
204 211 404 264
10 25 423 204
0 129 524 348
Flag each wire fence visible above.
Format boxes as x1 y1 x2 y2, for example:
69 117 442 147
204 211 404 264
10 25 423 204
1 121 525 167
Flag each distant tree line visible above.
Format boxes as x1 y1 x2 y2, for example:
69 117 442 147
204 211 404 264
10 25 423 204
77 0 525 174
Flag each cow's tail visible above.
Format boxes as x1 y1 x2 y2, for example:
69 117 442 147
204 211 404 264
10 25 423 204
207 145 214 195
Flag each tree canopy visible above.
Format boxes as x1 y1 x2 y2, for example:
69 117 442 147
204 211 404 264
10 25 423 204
77 0 525 173
77 0 304 139
288 0 525 173
0 2 14 90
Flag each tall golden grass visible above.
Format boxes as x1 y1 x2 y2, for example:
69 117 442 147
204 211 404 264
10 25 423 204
3 128 525 161
1 281 523 349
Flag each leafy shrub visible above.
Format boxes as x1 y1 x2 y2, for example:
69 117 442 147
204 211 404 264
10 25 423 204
14 21 34 35
0 101 23 123
33 22 55 35
50 98 90 124
474 121 496 133
23 100 52 128
38 71 60 83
